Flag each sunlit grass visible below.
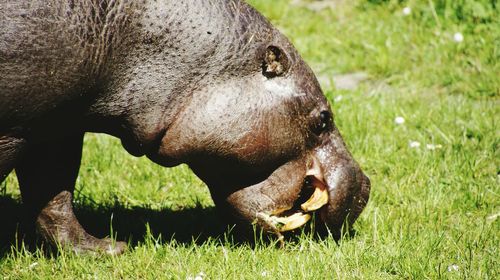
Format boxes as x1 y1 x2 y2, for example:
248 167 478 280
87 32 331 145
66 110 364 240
1 0 498 278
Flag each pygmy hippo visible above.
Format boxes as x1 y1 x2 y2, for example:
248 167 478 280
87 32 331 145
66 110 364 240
0 0 370 254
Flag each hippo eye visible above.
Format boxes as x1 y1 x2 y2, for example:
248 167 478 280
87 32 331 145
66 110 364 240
320 111 331 125
261 46 289 79
313 111 332 134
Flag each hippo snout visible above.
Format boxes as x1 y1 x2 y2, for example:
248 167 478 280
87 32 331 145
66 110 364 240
217 151 370 239
318 160 371 238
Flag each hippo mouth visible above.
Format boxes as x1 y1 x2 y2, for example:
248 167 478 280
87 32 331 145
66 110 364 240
257 159 329 232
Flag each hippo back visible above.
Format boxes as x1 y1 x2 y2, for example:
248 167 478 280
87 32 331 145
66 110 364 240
0 0 135 131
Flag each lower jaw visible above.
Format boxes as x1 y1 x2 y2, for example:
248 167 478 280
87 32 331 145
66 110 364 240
258 175 330 233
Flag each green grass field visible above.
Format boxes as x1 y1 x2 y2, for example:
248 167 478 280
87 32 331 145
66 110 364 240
1 0 498 278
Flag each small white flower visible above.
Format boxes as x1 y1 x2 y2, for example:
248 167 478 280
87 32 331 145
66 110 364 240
29 262 39 269
402 7 411 16
487 212 500 222
447 264 459 272
426 144 443 150
261 271 268 277
187 272 205 280
334 95 343 102
453 32 464 43
395 116 405 125
196 272 206 280
409 141 421 148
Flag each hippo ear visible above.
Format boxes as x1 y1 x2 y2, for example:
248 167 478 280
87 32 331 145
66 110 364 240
261 46 290 79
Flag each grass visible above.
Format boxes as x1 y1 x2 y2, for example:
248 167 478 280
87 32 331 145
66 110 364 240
1 0 498 278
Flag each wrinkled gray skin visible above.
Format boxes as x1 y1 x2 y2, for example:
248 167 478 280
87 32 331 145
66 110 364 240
0 0 370 254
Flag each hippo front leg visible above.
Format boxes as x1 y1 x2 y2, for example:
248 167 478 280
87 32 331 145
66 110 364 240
16 134 126 255
0 136 26 182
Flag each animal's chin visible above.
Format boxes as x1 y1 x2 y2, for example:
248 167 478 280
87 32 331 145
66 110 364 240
257 173 330 233
121 137 146 157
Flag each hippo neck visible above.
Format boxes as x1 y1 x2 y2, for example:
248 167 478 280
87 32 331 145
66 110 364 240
87 0 272 157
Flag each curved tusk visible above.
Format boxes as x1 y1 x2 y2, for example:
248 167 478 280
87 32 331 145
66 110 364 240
276 213 311 232
300 176 329 212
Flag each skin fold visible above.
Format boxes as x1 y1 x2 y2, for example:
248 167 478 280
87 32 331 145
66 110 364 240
0 0 370 254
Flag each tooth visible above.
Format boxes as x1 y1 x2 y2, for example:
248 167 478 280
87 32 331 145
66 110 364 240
275 213 311 232
301 177 329 212
306 157 323 179
270 206 292 216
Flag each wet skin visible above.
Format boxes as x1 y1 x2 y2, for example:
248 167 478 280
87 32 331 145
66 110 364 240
0 0 370 254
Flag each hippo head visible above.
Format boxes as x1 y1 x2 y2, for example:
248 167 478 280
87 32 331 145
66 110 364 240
122 2 372 238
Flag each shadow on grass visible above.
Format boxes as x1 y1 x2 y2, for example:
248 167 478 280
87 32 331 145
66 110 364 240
0 194 237 257
0 193 348 257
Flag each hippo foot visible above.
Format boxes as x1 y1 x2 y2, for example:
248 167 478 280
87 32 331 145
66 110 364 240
69 236 127 256
36 191 126 255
